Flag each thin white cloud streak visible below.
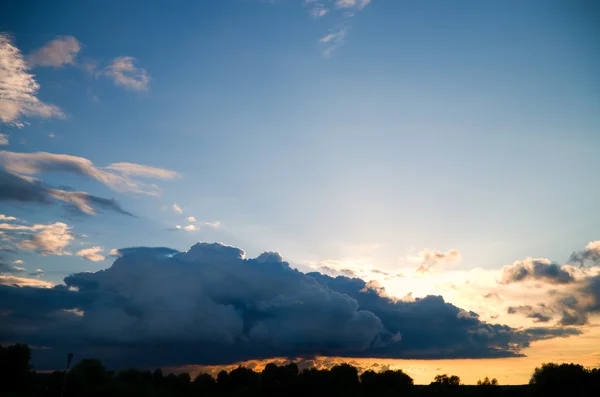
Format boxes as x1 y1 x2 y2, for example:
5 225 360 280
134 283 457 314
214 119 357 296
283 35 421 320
0 274 53 288
309 3 328 18
28 36 81 68
76 246 106 262
335 0 371 9
105 162 179 179
172 202 183 215
0 150 180 196
0 33 64 126
103 56 150 91
0 133 8 145
0 214 17 221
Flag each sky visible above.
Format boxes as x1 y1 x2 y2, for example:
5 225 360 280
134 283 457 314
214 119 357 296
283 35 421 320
1 0 600 385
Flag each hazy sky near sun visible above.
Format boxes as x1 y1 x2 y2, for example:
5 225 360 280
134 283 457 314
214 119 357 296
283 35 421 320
1 0 599 384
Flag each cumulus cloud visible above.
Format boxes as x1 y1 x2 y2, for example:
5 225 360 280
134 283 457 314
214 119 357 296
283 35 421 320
0 214 17 221
0 133 8 145
28 36 81 68
76 246 106 262
103 56 150 91
569 240 600 267
499 258 574 285
187 216 196 223
0 150 179 196
0 33 64 126
13 222 73 256
0 169 133 216
411 248 462 273
183 225 196 232
172 202 183 215
0 242 580 370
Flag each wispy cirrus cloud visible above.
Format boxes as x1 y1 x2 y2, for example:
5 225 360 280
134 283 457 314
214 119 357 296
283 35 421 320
306 1 328 18
0 150 179 196
0 170 133 216
0 33 64 126
315 0 373 56
410 248 462 274
0 274 53 288
0 134 8 145
28 36 82 68
172 202 183 215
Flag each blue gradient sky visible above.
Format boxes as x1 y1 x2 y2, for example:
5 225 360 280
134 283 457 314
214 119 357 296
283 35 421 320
1 0 599 280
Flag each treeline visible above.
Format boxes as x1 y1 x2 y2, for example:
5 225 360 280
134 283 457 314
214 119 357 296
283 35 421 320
2 344 600 397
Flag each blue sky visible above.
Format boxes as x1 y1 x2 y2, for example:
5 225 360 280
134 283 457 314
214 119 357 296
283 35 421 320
1 1 600 380
1 0 599 277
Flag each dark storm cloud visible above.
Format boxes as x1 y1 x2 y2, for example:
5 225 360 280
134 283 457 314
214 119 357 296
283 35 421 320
0 243 584 370
0 169 133 216
506 305 553 323
568 241 600 267
499 258 574 284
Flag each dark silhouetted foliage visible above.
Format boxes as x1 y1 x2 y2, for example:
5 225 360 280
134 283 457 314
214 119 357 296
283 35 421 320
1 344 600 397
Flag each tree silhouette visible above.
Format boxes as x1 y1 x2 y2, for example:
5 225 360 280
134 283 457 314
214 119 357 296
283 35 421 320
3 343 600 397
477 376 498 386
431 373 461 386
530 363 589 396
0 343 33 391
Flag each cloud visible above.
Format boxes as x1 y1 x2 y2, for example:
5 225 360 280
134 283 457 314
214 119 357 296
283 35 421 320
507 305 554 323
103 56 150 91
0 214 17 221
28 36 81 68
0 134 8 145
0 261 26 274
47 189 134 216
335 0 371 9
0 150 179 196
309 3 328 18
0 33 64 126
499 258 574 285
187 216 196 223
105 162 179 179
0 169 133 216
12 222 73 256
411 248 462 273
0 274 53 288
183 225 196 232
172 202 183 215
319 28 347 57
0 242 579 370
569 240 600 267
205 221 220 228
76 246 106 262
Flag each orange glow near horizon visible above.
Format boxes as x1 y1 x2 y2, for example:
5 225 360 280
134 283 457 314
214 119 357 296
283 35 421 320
168 325 600 385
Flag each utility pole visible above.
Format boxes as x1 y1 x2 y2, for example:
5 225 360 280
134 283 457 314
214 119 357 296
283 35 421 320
60 353 74 397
